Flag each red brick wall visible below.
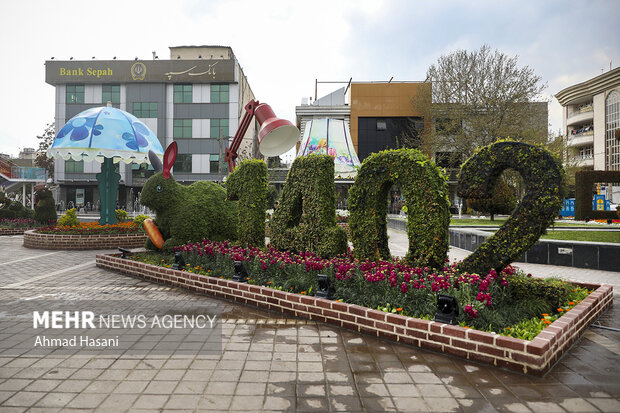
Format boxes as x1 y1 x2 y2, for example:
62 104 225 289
0 227 37 236
24 230 147 250
96 253 613 375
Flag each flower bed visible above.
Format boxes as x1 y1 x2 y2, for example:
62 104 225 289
36 222 145 235
0 219 49 236
159 239 591 335
23 229 147 250
96 251 613 375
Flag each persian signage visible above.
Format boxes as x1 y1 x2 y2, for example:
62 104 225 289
46 59 235 84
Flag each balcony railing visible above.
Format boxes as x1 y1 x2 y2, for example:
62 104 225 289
570 126 594 137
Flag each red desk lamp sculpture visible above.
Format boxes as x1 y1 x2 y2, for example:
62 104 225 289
225 99 299 171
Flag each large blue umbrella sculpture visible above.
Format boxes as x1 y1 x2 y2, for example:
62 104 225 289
50 106 163 225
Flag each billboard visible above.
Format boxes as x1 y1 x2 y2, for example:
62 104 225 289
46 59 235 84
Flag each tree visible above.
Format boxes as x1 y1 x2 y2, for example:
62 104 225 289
412 45 548 163
35 122 55 180
467 177 517 221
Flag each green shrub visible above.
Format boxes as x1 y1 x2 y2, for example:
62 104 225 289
270 154 347 258
457 141 564 275
115 209 129 223
4 200 34 219
140 172 238 251
133 214 151 226
227 159 268 247
348 149 450 268
57 208 80 227
0 209 16 219
265 185 278 209
574 170 620 220
467 176 517 221
34 188 57 224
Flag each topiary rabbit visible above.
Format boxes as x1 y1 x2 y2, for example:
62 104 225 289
140 142 238 251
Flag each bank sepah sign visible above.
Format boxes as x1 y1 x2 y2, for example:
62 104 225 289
45 59 235 84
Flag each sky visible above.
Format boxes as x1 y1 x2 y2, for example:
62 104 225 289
0 0 619 161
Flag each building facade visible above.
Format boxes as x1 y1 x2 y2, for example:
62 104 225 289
556 67 620 173
45 45 257 211
297 81 548 209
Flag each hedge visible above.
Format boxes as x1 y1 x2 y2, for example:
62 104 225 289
226 159 268 247
269 154 347 258
140 172 238 251
457 141 564 275
574 170 620 220
348 149 450 269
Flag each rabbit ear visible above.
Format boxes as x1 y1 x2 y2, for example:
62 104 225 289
162 142 178 179
148 150 163 173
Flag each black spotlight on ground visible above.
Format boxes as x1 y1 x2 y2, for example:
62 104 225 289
435 294 459 325
118 247 131 259
315 274 335 300
232 261 248 283
171 252 186 270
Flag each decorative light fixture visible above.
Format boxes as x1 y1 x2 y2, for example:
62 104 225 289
118 247 131 259
225 99 299 171
232 261 248 283
315 274 334 300
435 294 459 325
171 252 186 270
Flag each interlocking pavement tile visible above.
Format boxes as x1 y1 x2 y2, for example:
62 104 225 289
204 381 236 395
229 395 265 411
164 394 201 409
0 379 33 392
297 383 326 397
358 382 390 397
526 401 567 413
132 394 169 409
32 392 75 408
263 395 295 411
386 383 420 398
361 396 397 411
392 396 431 412
64 392 107 409
2 391 45 407
329 395 363 411
558 397 599 413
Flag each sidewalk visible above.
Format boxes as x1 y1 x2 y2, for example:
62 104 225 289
0 233 618 412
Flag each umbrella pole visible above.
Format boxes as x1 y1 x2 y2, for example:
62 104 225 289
96 157 121 225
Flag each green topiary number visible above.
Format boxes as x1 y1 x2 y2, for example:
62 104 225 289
348 149 451 268
457 141 564 275
270 154 347 258
226 159 268 247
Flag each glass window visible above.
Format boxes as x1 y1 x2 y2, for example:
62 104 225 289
66 85 84 104
210 84 229 103
209 154 220 174
174 154 192 173
133 102 158 118
173 119 192 138
102 84 120 104
210 118 229 138
65 159 84 173
606 91 620 170
174 84 192 103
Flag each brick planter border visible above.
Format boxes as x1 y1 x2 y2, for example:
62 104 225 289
24 230 147 250
96 253 613 375
0 227 39 236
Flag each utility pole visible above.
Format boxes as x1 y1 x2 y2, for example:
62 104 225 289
218 127 223 183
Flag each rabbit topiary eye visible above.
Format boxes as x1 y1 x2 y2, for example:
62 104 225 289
156 185 163 193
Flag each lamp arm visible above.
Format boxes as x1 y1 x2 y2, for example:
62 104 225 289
225 99 258 172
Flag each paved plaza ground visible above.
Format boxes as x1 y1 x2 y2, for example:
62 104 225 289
0 230 619 412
